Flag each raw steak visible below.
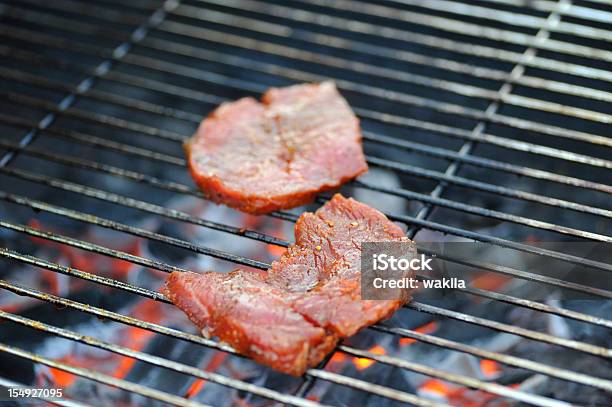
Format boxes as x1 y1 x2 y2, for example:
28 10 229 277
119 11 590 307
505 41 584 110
185 82 368 214
164 194 414 375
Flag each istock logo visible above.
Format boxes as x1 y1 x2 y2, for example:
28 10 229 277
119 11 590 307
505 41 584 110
372 253 433 271
361 241 470 300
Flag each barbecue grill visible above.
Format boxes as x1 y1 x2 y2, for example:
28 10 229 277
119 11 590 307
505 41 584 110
0 0 610 405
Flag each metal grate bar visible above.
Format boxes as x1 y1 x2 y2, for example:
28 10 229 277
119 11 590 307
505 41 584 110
2 279 609 392
2 20 611 148
3 164 611 274
6 4 611 107
4 63 612 189
11 37 612 166
0 286 596 407
0 92 187 143
183 0 612 82
1 248 610 375
155 6 612 110
335 345 573 407
374 208 612 272
407 0 567 238
3 310 576 407
0 281 486 407
353 178 611 241
0 163 284 247
4 217 611 329
0 187 269 270
418 246 612 300
2 106 611 223
1 73 612 189
3 200 612 354
297 370 446 407
13 31 612 151
0 114 186 166
354 110 612 169
0 68 612 207
7 3 612 118
0 247 169 301
1 132 609 221
285 0 611 62
365 156 612 218
480 0 612 24
2 57 608 185
104 0 612 47
418 273 612 326
0 344 210 407
362 131 611 194
276 198 612 281
1 220 189 274
0 67 203 123
0 0 176 168
0 135 201 195
3 146 608 242
371 324 612 391
3 69 610 240
3 196 611 303
0 313 325 407
406 301 612 358
382 0 611 42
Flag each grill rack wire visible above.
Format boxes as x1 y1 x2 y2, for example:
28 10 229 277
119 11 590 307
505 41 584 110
0 0 610 406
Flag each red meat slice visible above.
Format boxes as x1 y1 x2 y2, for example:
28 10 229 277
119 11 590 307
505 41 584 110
185 82 368 214
163 194 415 375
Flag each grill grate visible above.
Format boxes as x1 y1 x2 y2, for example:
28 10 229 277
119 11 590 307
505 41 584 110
0 0 610 406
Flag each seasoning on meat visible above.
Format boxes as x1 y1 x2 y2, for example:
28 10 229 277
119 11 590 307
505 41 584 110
163 194 415 375
185 82 368 214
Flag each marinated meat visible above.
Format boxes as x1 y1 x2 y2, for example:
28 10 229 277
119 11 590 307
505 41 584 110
185 82 368 214
164 194 415 375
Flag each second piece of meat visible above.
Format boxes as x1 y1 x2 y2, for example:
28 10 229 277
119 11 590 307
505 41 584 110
164 194 416 375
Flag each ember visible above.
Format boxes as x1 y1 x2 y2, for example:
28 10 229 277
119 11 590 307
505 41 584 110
48 359 78 388
184 353 228 399
419 378 449 398
479 359 502 379
399 321 438 347
353 345 386 371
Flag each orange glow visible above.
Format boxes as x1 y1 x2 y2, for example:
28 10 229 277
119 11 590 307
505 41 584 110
480 359 501 377
353 345 385 370
0 301 33 313
267 244 286 257
48 355 84 388
472 273 511 292
185 379 206 399
27 219 49 246
108 239 141 280
113 328 156 378
48 367 76 388
27 219 143 284
330 352 347 364
114 300 162 379
419 377 515 406
184 353 228 398
242 214 264 230
399 321 438 346
131 299 165 323
41 269 60 296
419 379 449 396
113 355 138 380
